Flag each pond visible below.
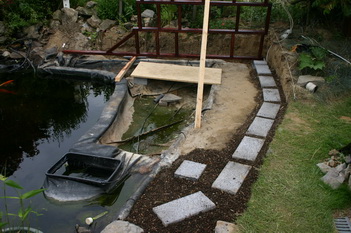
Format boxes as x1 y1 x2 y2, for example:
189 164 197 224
0 71 141 232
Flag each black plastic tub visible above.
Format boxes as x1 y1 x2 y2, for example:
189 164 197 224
44 153 126 201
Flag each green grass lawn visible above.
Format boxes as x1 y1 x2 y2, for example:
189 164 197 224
236 95 351 233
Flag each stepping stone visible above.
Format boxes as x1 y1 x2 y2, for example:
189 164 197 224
262 88 281 102
215 221 239 233
232 136 265 161
246 117 274 137
212 162 251 194
258 76 276 87
175 160 206 181
153 191 216 226
254 64 272 76
253 60 267 66
257 102 280 119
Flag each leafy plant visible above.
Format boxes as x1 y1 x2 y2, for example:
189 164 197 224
0 175 44 231
298 47 328 71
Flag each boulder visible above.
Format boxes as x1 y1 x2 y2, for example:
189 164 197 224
29 47 45 66
0 36 7 44
52 10 62 21
87 15 101 28
61 8 78 24
86 1 97 8
23 24 41 39
99 19 116 31
321 168 347 189
141 9 155 18
76 6 96 17
317 162 331 174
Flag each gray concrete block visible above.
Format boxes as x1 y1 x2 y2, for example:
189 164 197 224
101 220 144 233
152 191 216 226
258 76 276 87
255 64 272 76
262 88 281 102
253 60 267 66
212 162 251 194
215 221 239 233
246 117 274 137
175 160 207 180
257 102 280 119
133 77 148 85
232 136 265 161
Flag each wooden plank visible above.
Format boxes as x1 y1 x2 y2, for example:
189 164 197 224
131 62 222 85
195 0 211 128
115 56 137 82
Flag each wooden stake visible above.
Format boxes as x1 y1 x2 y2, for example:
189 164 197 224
115 56 137 82
194 0 211 128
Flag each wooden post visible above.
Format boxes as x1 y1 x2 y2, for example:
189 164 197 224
194 0 211 128
63 0 70 8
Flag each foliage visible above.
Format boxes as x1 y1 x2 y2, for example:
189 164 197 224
298 47 328 71
0 175 44 230
161 5 177 27
312 0 351 17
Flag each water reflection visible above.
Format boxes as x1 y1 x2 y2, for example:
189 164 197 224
0 72 114 176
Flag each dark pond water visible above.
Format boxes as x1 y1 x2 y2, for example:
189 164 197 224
0 71 140 232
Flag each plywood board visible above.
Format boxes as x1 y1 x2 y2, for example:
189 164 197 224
131 62 222 85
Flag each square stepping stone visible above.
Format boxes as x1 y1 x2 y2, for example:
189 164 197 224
262 88 281 102
257 102 280 119
175 160 206 180
246 117 274 137
212 162 251 194
258 76 276 87
254 64 272 76
253 60 267 66
232 136 265 161
153 191 216 226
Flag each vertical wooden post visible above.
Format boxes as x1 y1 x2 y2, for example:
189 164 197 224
63 0 70 8
194 0 211 128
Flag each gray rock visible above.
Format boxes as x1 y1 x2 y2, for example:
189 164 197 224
2 51 10 57
345 155 351 164
9 51 26 59
23 25 41 39
297 75 325 87
86 1 97 8
321 168 347 189
101 220 144 233
76 6 96 17
0 21 5 35
123 22 134 30
99 19 116 31
87 15 101 28
50 20 61 30
141 9 155 18
317 162 331 174
30 47 45 66
159 93 182 104
61 8 78 24
44 47 58 60
0 36 7 44
336 163 347 172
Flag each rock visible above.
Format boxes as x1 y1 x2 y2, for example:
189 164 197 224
159 93 182 105
123 22 134 30
75 224 91 233
86 1 97 8
327 159 337 167
297 75 325 87
29 47 45 66
130 15 138 23
9 51 26 59
336 163 347 172
76 6 96 17
45 46 58 60
321 168 347 189
52 10 62 21
87 15 101 28
2 51 10 57
215 220 239 233
345 155 351 164
50 20 61 30
99 19 116 31
0 36 7 44
61 8 78 24
0 21 5 35
141 9 155 18
101 220 144 233
23 24 41 39
143 18 153 27
317 162 331 174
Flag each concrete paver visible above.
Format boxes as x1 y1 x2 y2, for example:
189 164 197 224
257 102 280 119
254 64 272 76
258 76 276 87
175 160 207 180
246 117 274 137
262 88 281 102
232 136 265 161
253 60 267 66
152 191 216 226
212 162 251 194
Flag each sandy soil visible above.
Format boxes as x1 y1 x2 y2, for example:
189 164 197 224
180 62 259 154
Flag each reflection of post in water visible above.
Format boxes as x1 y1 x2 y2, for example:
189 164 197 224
0 73 114 176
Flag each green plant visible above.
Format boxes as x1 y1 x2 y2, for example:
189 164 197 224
161 5 177 27
298 46 328 71
0 175 44 231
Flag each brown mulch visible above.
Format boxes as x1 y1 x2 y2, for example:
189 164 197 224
125 71 287 233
